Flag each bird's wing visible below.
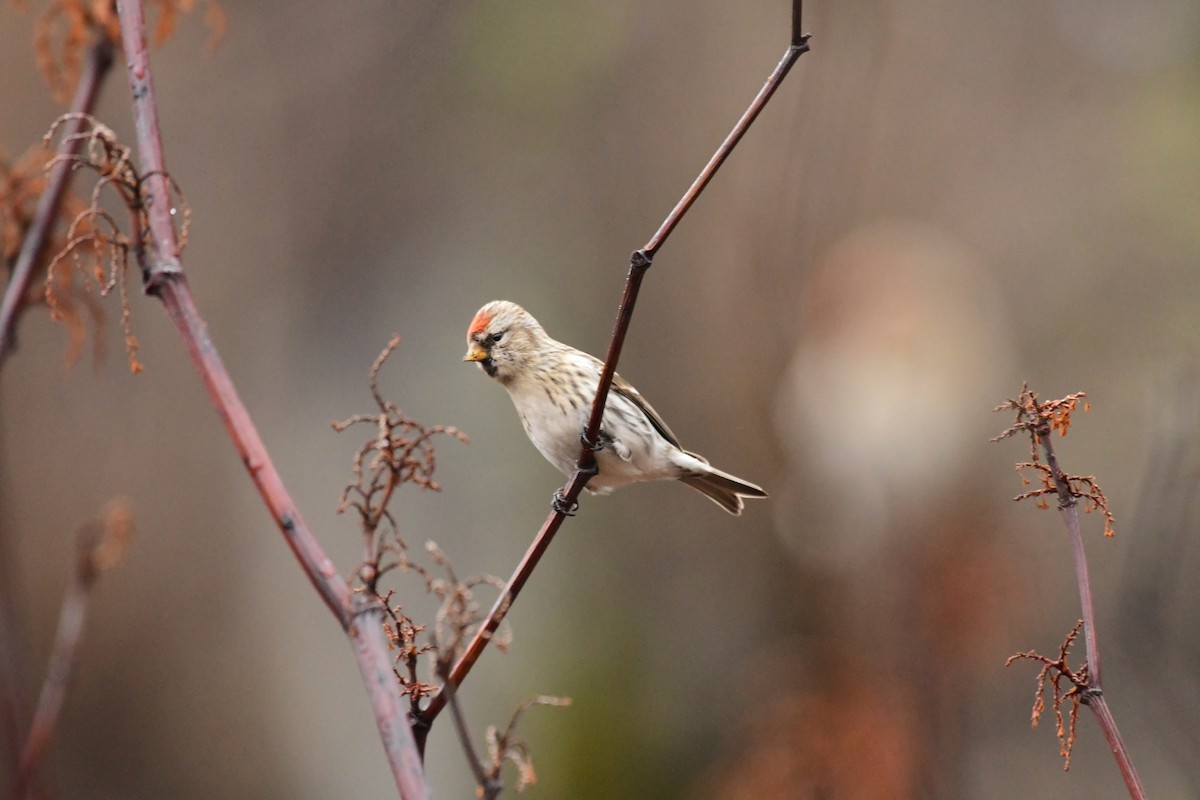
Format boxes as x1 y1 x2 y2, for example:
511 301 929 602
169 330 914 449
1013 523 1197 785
610 370 683 449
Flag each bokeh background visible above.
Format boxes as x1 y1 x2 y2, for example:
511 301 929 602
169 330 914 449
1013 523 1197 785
3 1 1200 797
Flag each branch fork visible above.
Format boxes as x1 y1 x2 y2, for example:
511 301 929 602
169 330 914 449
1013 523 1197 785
18 1 811 794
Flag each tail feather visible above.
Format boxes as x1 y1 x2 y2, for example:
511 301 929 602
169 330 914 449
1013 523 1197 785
679 453 767 516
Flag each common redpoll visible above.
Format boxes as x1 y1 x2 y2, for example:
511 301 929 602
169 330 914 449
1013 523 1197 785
463 300 767 515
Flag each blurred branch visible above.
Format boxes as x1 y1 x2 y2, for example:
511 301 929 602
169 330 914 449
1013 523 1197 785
993 385 1146 799
0 35 114 368
14 499 133 800
419 0 811 729
484 695 571 794
0 593 27 797
1119 369 1200 785
435 650 498 800
435 631 569 797
111 1 430 797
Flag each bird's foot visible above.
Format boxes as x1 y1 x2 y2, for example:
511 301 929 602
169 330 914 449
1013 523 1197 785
580 427 608 452
551 489 579 516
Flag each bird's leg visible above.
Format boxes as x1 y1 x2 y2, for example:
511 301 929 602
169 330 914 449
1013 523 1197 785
551 450 600 516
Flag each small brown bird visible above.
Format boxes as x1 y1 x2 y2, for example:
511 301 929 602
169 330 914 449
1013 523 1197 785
463 300 767 514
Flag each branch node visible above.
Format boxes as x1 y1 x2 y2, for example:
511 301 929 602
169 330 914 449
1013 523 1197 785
630 248 653 271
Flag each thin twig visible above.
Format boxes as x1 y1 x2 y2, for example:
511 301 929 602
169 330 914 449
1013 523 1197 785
0 36 114 368
582 10 811 466
15 578 93 800
436 654 499 800
484 695 571 793
113 1 429 797
994 386 1146 800
1037 430 1103 687
0 595 27 793
15 500 133 800
420 0 810 728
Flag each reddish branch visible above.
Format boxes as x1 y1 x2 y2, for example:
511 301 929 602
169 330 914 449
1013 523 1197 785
14 500 133 800
112 1 429 797
993 385 1146 799
419 1 811 729
0 36 114 368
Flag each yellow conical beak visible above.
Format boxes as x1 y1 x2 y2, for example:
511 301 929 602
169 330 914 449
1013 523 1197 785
463 343 489 362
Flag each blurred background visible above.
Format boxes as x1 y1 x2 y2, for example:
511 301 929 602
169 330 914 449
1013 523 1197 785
2 1 1199 797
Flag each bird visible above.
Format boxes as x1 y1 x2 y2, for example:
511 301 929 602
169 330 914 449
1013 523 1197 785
463 300 767 514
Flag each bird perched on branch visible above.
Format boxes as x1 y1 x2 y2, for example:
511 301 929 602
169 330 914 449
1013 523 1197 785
463 300 766 515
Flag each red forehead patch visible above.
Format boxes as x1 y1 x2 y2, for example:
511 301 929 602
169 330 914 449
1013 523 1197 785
468 310 493 337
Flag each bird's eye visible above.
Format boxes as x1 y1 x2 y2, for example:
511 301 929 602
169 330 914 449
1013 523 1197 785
490 331 505 344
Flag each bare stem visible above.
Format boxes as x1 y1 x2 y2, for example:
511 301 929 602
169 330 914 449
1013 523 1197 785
582 19 811 469
419 468 592 726
0 36 114 367
1002 389 1147 800
349 605 431 798
13 501 132 800
1085 693 1146 800
0 594 26 790
1039 427 1144 799
113 1 428 796
13 566 92 800
1038 430 1103 687
436 655 499 800
420 0 810 729
153 280 353 617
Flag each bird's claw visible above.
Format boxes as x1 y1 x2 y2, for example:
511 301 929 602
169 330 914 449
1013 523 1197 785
552 490 579 516
580 427 605 452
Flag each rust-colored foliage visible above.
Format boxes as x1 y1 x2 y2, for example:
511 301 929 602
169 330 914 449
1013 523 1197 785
35 115 191 372
1005 621 1089 771
1 142 108 366
17 0 227 102
992 384 1115 536
4 114 190 372
1010 462 1115 536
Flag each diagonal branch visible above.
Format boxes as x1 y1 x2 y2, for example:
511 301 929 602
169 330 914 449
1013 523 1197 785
0 36 114 368
116 0 349 624
419 0 810 729
113 1 429 797
582 9 811 471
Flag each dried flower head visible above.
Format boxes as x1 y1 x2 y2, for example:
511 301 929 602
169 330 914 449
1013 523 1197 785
1005 621 1090 770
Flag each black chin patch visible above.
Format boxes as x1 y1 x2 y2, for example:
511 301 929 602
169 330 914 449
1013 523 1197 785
480 356 498 377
